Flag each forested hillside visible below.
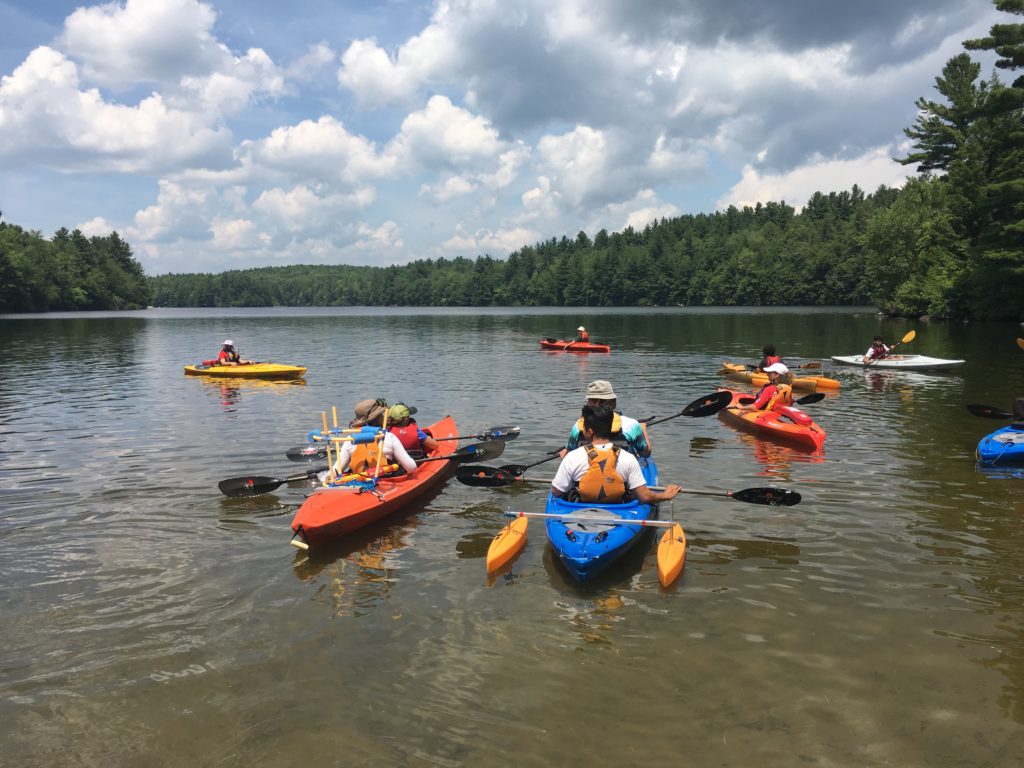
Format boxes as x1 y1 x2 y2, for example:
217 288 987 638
149 189 892 310
0 218 150 312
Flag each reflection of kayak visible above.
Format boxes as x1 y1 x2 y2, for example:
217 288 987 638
289 416 457 548
717 389 825 452
540 339 611 353
545 456 659 581
977 426 1024 465
718 362 840 392
184 363 307 379
830 354 965 371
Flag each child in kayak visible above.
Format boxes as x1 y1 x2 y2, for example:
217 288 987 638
738 363 791 411
863 336 890 362
575 326 589 342
757 344 783 372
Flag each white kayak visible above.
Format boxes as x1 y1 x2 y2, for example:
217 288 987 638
830 354 965 371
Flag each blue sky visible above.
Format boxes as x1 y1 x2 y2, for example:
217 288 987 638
0 0 1002 274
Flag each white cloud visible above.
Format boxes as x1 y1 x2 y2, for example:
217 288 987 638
441 223 542 256
386 95 504 169
718 145 913 210
77 216 114 236
59 0 223 89
252 184 375 235
245 116 395 184
0 47 232 171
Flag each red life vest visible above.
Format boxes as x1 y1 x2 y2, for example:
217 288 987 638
576 444 626 503
218 349 239 363
763 354 781 367
578 330 589 342
389 422 422 453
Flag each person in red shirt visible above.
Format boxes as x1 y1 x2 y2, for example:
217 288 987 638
386 403 438 459
216 340 252 366
757 344 782 371
738 363 790 411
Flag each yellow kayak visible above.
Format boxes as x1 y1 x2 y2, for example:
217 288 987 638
184 363 307 379
718 362 840 392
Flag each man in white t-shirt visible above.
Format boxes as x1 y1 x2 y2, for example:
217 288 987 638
551 404 680 504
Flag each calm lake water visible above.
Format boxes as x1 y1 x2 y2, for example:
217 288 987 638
1 306 1023 767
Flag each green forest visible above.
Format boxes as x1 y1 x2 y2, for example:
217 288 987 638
0 217 150 312
3 0 1023 320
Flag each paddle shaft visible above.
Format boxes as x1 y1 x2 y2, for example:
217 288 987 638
505 511 677 528
493 476 751 497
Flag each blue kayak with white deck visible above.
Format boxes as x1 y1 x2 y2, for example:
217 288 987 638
544 455 660 582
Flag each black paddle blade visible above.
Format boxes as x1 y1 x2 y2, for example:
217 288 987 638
479 425 520 441
966 404 1013 419
499 464 526 476
219 475 285 497
456 465 519 486
219 467 325 497
453 439 506 463
286 444 328 462
732 486 801 506
795 393 826 405
682 390 733 418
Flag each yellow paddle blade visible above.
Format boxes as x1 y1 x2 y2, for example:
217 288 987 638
901 330 916 343
657 523 686 587
486 517 528 574
1017 337 1024 351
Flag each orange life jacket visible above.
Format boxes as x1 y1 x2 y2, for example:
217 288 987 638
766 384 793 412
349 436 385 474
576 443 626 503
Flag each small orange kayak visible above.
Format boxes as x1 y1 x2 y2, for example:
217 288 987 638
486 517 529 573
718 388 826 452
718 362 839 391
657 524 686 587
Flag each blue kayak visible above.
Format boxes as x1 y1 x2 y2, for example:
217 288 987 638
977 425 1024 465
545 456 660 582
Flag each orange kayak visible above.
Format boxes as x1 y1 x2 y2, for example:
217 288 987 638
718 362 839 392
290 416 457 548
717 389 826 452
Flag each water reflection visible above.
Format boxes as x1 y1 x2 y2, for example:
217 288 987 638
292 518 417 617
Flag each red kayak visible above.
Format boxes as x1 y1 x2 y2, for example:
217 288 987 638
540 338 611 353
290 416 457 548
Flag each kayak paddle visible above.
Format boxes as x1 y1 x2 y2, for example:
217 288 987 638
496 391 731 478
865 329 916 365
795 393 826 405
456 465 801 505
219 466 327 497
223 439 505 497
285 425 520 461
747 361 823 371
639 390 734 425
966 404 1014 419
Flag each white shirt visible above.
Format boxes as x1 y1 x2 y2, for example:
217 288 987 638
551 443 647 495
332 431 417 475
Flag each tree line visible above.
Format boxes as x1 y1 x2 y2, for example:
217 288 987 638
4 1 1022 320
0 216 150 312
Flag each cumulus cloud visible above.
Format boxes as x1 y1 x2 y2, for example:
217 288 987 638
717 146 914 210
0 47 232 171
59 0 222 89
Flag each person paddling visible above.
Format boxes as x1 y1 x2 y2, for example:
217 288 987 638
863 335 890 363
561 379 651 458
216 339 252 366
575 326 590 342
551 404 680 504
738 363 792 412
